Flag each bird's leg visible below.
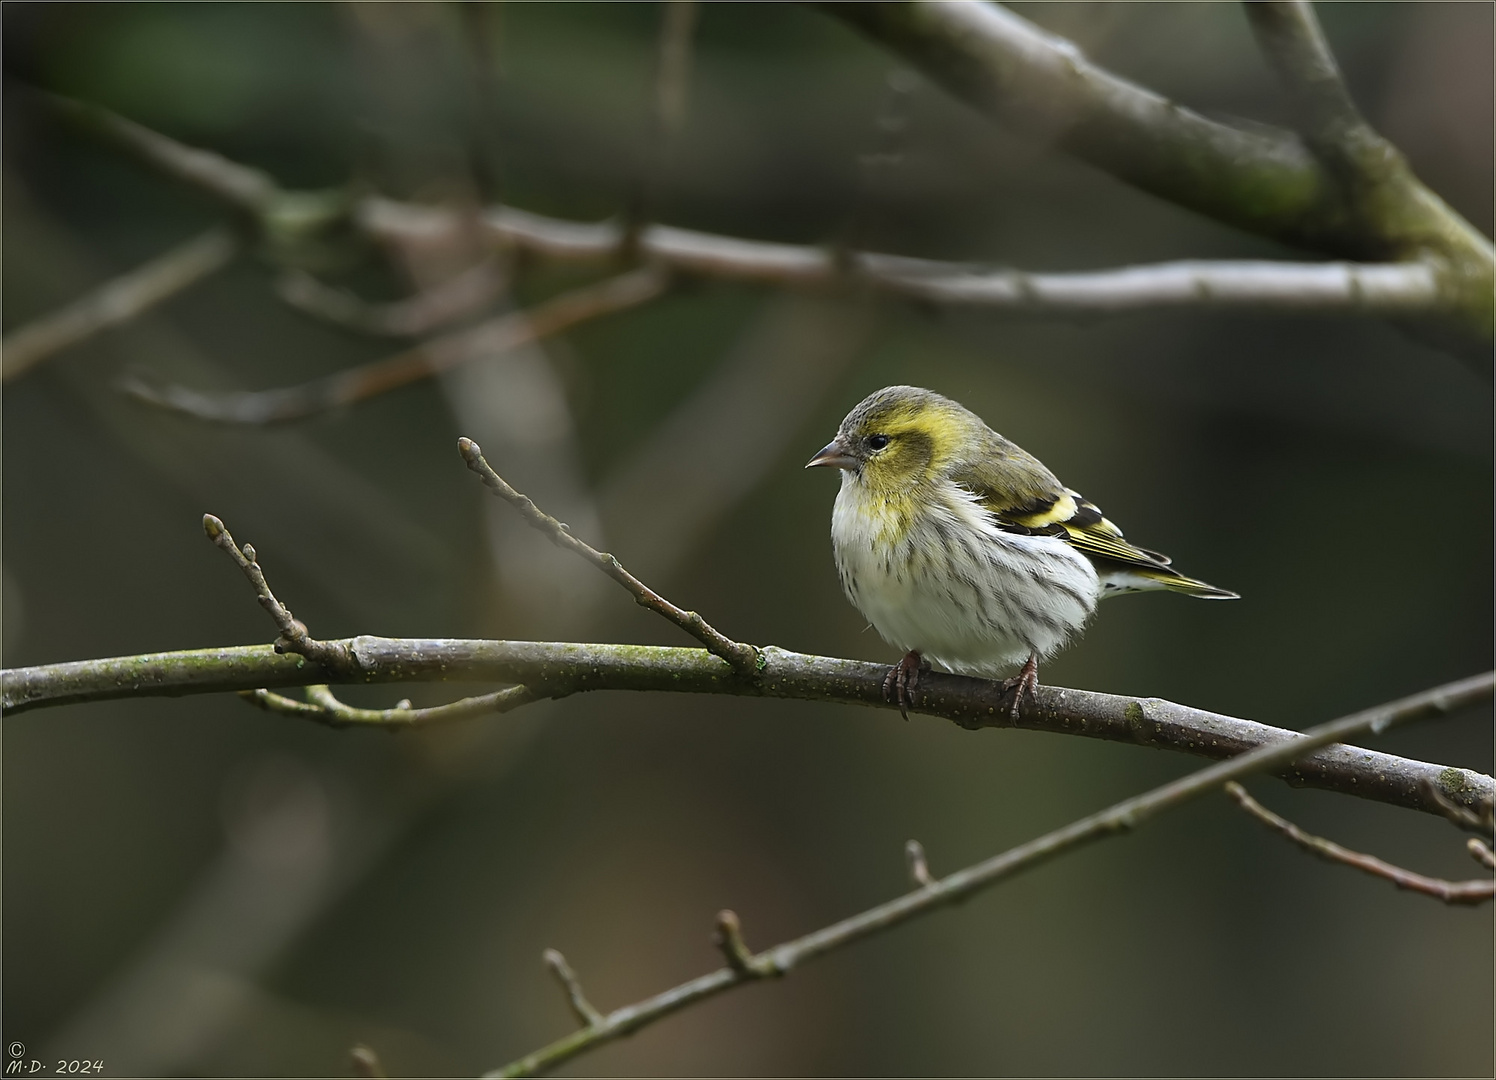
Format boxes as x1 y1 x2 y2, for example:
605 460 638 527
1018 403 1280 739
882 650 926 720
999 652 1040 719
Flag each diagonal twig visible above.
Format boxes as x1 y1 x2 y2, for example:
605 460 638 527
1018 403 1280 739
543 949 604 1029
122 267 667 424
457 439 760 675
1225 781 1494 906
486 673 1486 1077
349 1045 387 1079
3 226 239 380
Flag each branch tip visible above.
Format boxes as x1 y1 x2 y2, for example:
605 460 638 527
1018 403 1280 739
905 839 935 887
1468 838 1496 871
349 1044 386 1079
543 948 604 1029
713 909 757 977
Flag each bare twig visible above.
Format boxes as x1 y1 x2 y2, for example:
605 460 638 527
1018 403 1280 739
349 1044 387 1079
1468 839 1496 871
486 675 1488 1077
543 949 604 1029
241 683 535 729
122 267 666 424
457 438 761 675
3 227 239 380
5 640 1490 822
274 259 507 338
905 839 935 888
1225 782 1494 906
200 514 354 670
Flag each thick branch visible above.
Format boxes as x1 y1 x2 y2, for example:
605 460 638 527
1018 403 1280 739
1225 782 1494 906
2 227 239 380
487 674 1486 1077
4 642 1489 823
120 267 666 424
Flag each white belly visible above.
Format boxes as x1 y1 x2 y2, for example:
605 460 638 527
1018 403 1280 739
831 477 1100 677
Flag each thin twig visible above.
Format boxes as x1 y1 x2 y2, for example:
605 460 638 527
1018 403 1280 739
4 642 1490 824
3 227 239 380
457 439 760 675
274 259 507 338
485 674 1486 1078
1224 782 1494 906
200 514 353 670
121 267 665 424
543 949 604 1029
241 683 535 729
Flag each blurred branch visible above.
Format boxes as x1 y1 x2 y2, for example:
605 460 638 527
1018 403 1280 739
487 677 1490 1077
373 201 1449 316
818 1 1492 357
120 267 666 424
1242 0 1391 180
6 639 1491 822
274 259 507 337
43 98 1469 341
458 438 760 675
1224 782 1494 906
2 227 239 380
1469 840 1496 871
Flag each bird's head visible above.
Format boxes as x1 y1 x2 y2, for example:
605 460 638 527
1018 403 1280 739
806 385 984 494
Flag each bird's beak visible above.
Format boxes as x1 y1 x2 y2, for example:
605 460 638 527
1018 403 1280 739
805 438 858 471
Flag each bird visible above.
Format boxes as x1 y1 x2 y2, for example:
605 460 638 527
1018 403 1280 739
806 385 1236 718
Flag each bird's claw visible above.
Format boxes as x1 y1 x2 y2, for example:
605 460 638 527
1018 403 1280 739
883 651 926 720
999 653 1040 720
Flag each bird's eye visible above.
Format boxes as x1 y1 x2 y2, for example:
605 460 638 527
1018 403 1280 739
866 434 891 451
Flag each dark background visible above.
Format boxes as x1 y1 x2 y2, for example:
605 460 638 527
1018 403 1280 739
4 3 1492 1075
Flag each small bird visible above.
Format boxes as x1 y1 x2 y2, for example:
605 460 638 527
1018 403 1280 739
807 385 1236 717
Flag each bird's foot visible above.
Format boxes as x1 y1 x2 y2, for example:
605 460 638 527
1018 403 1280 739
999 653 1039 719
883 650 927 720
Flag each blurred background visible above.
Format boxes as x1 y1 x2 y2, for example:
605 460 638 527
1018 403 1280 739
3 3 1491 1075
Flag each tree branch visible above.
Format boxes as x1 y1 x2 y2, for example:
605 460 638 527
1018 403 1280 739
366 200 1447 315
486 674 1488 1077
2 226 239 380
241 683 536 729
119 267 666 424
1224 781 1494 906
5 641 1489 823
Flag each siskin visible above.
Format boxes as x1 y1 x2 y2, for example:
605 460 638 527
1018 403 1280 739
807 385 1236 717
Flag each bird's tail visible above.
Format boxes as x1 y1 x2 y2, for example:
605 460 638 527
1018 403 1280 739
1100 567 1239 600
